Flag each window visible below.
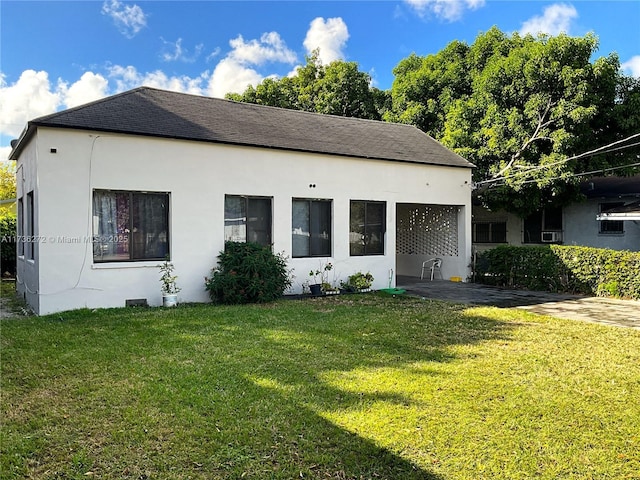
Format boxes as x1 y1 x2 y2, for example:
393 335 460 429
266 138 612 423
224 195 272 246
93 190 169 262
17 197 24 256
523 206 562 243
26 192 34 260
350 200 386 256
473 221 507 243
292 199 331 257
599 203 624 234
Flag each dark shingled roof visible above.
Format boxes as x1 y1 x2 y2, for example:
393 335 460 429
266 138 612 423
11 87 473 168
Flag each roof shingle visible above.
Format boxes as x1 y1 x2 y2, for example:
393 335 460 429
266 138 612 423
12 87 473 168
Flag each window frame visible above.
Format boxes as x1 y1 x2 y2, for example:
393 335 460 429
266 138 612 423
291 198 332 258
26 192 34 260
17 197 24 257
599 203 625 235
224 195 273 247
473 221 507 244
93 189 170 263
350 200 386 256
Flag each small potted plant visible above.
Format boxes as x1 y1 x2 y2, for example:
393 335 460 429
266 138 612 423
348 271 374 292
159 258 181 307
309 261 333 296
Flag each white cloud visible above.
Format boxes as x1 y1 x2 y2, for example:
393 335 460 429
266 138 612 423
520 3 578 36
208 58 264 98
228 32 297 65
404 0 485 22
0 70 61 138
101 0 147 38
60 72 109 108
161 38 204 63
303 17 349 64
621 55 640 78
1 20 349 143
208 31 297 97
1 146 13 162
107 65 208 95
206 47 222 63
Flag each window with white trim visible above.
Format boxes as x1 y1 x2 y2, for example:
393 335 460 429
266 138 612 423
93 190 169 262
292 199 332 257
224 195 272 246
350 200 386 256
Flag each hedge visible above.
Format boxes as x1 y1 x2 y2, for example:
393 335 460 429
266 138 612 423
474 245 640 300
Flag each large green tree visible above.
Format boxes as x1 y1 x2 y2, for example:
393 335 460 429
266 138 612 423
387 27 640 216
227 50 386 120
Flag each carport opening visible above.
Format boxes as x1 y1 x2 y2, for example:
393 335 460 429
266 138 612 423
395 203 461 279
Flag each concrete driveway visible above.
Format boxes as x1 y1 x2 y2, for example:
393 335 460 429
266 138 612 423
396 276 640 329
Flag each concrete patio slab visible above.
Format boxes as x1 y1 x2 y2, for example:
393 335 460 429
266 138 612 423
396 276 640 329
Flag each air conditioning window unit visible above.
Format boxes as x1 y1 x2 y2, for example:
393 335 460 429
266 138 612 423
541 231 562 243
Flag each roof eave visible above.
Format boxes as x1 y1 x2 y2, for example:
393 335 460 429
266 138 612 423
8 123 36 160
11 122 475 169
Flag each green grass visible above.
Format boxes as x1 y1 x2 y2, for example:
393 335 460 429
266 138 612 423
2 284 639 479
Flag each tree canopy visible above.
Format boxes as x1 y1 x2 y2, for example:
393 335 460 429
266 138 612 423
386 27 640 216
0 162 16 200
228 30 639 217
227 50 387 120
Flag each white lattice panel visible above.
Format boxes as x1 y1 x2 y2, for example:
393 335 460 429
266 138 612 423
397 204 459 256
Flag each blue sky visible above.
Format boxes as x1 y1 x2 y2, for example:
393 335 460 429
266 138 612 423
1 0 639 159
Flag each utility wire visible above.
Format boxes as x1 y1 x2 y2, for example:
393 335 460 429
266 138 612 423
475 132 640 187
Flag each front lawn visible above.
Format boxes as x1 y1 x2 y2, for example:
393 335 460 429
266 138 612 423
2 289 639 479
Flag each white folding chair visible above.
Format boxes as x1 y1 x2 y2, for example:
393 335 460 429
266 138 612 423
421 257 443 281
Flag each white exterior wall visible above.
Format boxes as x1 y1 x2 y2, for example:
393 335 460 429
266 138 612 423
15 134 40 311
18 128 472 314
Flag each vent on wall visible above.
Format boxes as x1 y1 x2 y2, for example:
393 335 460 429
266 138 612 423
126 299 149 307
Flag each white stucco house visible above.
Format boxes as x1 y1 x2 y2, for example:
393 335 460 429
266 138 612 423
9 87 474 315
472 175 640 252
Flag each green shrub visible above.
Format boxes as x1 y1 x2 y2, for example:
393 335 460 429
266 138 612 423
205 242 292 304
475 245 640 300
347 272 374 290
0 212 17 276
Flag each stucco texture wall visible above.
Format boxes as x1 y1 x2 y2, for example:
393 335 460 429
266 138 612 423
17 128 472 314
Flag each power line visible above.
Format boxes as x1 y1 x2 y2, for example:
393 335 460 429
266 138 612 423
512 162 640 187
475 132 640 187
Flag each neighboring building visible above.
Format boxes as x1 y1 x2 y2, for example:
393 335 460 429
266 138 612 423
472 175 640 252
9 87 474 314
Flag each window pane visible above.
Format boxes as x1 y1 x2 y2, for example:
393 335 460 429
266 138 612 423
349 201 365 255
26 192 34 260
350 201 385 256
492 222 507 243
544 206 563 231
365 202 385 255
310 201 331 256
132 193 169 260
93 190 169 262
247 198 271 246
93 191 130 261
17 198 23 256
224 196 247 243
292 200 310 257
523 211 542 243
474 223 491 243
600 203 624 234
